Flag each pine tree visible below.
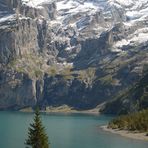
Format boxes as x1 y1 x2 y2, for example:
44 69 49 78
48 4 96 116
25 108 50 148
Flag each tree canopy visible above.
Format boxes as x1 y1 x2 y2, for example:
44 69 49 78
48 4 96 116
26 108 50 148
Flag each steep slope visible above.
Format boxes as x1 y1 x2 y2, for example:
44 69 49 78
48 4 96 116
0 0 148 110
101 70 148 115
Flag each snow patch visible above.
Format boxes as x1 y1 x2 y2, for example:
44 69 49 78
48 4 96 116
0 14 15 23
22 0 52 8
108 0 134 7
115 39 130 48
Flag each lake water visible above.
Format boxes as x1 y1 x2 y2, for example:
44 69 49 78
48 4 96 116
0 112 147 148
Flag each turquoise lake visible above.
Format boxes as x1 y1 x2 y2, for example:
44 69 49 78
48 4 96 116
0 112 148 148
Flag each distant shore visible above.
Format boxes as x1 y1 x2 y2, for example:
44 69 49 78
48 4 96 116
20 105 100 115
101 125 148 141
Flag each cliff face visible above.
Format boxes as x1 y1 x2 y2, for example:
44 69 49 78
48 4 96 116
0 0 56 64
0 0 52 109
0 0 148 110
0 0 18 10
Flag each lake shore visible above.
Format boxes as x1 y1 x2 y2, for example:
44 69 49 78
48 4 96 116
20 105 100 115
101 125 148 141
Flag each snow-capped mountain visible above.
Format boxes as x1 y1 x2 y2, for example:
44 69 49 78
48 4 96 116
19 0 148 57
1 0 148 55
0 0 147 110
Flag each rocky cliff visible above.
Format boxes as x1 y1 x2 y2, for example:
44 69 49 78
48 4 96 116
0 0 148 110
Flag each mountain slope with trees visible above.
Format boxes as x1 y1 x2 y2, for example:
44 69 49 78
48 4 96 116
101 69 148 115
108 109 148 136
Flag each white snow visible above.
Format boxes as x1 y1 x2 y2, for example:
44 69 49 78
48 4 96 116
126 11 142 20
115 39 130 48
108 0 148 22
0 14 15 23
130 28 148 44
109 0 148 8
22 0 52 8
56 0 98 14
108 0 134 7
114 27 148 50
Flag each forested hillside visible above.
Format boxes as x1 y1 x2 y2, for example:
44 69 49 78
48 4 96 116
101 70 148 115
108 109 148 135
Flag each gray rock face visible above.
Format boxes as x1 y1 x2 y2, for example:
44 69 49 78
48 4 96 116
0 0 148 110
0 0 19 11
0 17 40 64
0 70 36 109
19 1 56 19
42 74 121 109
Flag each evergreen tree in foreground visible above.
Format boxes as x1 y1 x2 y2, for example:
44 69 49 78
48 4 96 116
26 108 50 148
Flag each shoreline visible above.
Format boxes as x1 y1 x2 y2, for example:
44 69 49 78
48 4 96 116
101 125 148 141
19 105 100 115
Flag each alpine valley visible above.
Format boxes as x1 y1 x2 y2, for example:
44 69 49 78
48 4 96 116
0 0 148 112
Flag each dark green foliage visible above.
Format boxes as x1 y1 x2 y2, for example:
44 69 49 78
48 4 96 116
101 71 148 115
108 109 148 132
25 108 49 148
